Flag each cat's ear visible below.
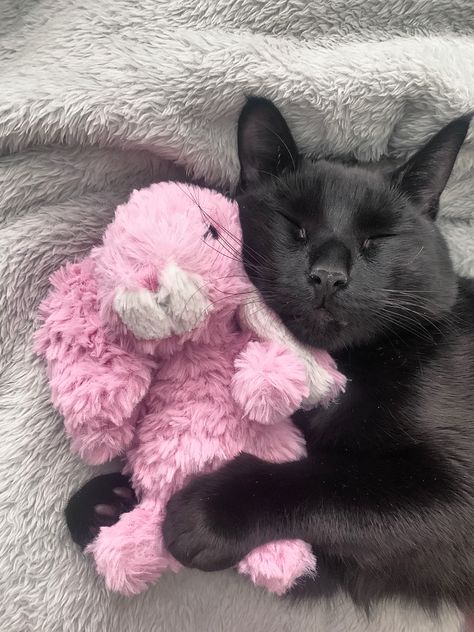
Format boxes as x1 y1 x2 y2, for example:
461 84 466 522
392 114 471 219
237 97 299 189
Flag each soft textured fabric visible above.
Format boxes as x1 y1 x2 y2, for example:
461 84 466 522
36 181 346 595
1 0 473 630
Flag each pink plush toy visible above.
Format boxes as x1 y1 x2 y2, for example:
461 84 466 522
36 182 345 596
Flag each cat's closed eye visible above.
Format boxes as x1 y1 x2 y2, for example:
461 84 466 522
277 212 307 242
361 234 397 252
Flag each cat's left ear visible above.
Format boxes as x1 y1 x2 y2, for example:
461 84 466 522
237 97 299 189
392 114 472 219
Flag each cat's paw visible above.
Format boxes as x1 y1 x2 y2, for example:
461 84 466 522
163 472 251 571
65 473 137 549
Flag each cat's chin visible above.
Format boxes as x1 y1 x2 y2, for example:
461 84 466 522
284 308 349 350
313 307 339 325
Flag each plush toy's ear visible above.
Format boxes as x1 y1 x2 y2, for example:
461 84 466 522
238 97 299 189
392 114 471 219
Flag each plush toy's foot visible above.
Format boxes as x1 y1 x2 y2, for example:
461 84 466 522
65 473 137 549
87 499 181 595
237 540 316 595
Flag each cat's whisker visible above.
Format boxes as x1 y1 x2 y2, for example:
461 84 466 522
379 304 442 336
263 125 297 172
198 214 277 275
407 246 425 265
177 186 278 275
380 298 448 330
201 238 241 263
377 307 440 343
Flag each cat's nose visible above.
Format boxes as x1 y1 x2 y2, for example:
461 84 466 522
308 267 348 295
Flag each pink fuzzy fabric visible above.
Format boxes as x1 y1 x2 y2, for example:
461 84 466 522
36 182 345 596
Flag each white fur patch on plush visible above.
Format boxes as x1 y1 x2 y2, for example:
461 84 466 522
160 262 212 335
114 288 174 340
114 263 212 340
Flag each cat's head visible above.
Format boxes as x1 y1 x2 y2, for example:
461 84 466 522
236 97 471 351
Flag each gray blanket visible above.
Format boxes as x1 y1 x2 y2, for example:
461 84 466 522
1 2 473 631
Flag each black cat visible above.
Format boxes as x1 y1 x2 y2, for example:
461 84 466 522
66 98 474 611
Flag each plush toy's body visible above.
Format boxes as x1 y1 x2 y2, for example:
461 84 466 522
36 183 345 596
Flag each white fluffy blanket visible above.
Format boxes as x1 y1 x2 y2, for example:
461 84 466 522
1 1 472 630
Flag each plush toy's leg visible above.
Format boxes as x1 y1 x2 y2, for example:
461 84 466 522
237 539 316 595
86 496 180 595
231 341 309 425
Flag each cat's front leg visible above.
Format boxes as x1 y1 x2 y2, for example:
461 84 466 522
163 444 466 600
163 454 305 570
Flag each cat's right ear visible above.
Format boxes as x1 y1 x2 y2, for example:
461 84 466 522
392 114 472 219
237 97 299 189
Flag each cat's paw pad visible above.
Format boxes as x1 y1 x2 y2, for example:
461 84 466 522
65 473 137 549
94 485 134 517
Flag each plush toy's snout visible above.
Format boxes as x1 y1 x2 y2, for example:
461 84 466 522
114 262 212 340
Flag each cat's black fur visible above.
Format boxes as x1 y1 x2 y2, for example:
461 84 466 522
66 99 474 611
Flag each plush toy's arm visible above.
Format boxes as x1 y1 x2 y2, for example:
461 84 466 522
231 340 309 424
237 291 346 411
35 258 155 465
